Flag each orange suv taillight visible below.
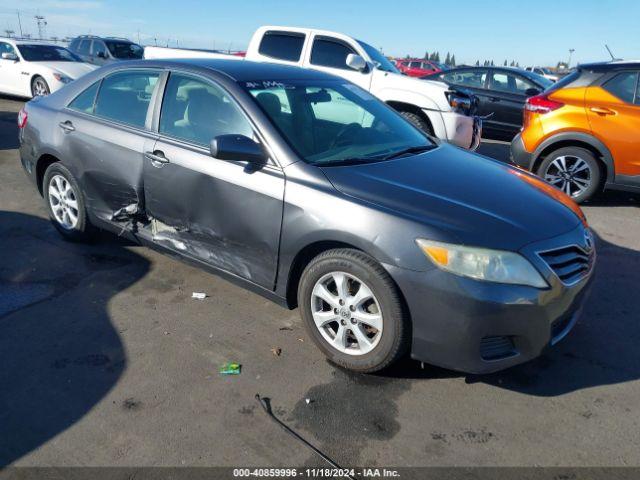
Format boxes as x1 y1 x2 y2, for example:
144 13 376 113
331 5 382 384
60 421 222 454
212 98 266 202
525 94 564 114
523 94 564 129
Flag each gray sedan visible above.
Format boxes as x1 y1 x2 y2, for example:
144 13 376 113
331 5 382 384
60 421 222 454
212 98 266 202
18 59 594 373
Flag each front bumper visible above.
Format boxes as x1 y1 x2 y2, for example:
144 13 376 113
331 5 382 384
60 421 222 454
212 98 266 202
510 132 534 170
386 224 595 374
434 110 482 151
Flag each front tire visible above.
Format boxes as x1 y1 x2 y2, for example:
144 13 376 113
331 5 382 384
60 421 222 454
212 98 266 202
298 249 409 373
537 147 601 204
31 76 50 97
399 110 434 136
43 163 93 242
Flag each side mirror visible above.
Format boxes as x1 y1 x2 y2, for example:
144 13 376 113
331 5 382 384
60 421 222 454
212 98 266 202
525 87 541 97
210 134 266 164
1 52 19 61
346 53 367 72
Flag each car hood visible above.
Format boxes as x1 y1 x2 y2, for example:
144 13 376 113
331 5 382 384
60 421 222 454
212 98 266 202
372 69 451 110
46 62 97 79
320 144 583 251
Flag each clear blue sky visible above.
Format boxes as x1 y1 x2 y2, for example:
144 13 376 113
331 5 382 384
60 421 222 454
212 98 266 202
2 0 638 66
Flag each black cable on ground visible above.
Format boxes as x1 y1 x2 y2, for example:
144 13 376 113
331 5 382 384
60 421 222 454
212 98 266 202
255 393 355 480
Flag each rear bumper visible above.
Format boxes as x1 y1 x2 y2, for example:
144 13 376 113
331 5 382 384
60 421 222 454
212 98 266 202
433 110 482 151
385 224 595 374
510 132 534 170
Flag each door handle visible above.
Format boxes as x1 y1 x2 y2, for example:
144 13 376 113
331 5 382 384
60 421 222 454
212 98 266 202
59 121 75 132
590 107 616 116
145 151 170 166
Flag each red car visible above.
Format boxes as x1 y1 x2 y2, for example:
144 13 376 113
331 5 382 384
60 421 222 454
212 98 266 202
395 58 449 77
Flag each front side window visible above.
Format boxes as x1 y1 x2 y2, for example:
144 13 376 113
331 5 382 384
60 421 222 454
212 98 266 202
68 81 100 113
17 45 81 62
160 73 253 146
444 69 488 88
94 70 160 128
258 31 305 62
246 80 433 166
310 37 355 70
105 41 144 59
603 72 638 104
91 41 107 57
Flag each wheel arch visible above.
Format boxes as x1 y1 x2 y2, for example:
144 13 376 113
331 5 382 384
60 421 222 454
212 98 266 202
385 101 434 133
532 132 615 184
35 153 61 196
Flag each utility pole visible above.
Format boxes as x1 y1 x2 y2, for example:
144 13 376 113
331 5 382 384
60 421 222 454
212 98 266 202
17 10 23 37
35 15 47 40
4 29 15 38
567 48 575 68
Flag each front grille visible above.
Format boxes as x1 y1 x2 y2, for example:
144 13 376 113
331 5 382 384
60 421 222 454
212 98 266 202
538 245 594 285
480 336 517 361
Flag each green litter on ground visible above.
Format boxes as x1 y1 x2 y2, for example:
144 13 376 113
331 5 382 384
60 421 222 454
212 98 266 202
220 362 241 375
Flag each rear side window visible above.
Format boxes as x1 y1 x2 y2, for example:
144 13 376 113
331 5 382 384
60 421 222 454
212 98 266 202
69 39 80 51
310 37 355 70
258 31 305 62
159 73 253 146
91 40 107 57
94 70 160 128
603 72 638 104
68 81 100 113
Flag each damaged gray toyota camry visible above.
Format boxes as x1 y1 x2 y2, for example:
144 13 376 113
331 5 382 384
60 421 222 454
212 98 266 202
18 59 595 374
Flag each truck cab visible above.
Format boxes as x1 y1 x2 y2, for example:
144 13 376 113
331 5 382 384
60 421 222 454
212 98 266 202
245 26 480 150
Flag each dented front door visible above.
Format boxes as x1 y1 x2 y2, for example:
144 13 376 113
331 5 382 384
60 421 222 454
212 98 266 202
143 138 285 289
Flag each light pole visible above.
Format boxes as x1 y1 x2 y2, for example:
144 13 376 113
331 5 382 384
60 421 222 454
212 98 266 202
35 15 47 39
568 48 575 68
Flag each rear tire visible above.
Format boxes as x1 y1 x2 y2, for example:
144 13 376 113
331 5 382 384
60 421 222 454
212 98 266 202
298 248 410 373
31 76 50 97
399 110 434 136
536 147 601 204
43 163 94 242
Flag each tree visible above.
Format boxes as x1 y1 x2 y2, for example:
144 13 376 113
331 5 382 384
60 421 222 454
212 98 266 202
434 52 440 62
475 60 480 66
450 54 456 66
510 60 516 67
490 60 494 66
445 52 451 65
424 51 429 60
504 60 508 66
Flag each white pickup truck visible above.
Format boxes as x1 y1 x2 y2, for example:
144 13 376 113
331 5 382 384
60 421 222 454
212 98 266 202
145 26 481 149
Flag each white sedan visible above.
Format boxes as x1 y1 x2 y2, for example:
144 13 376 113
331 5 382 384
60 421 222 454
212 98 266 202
0 39 97 98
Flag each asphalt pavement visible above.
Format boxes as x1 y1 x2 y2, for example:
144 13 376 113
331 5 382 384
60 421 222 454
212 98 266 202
1 95 639 469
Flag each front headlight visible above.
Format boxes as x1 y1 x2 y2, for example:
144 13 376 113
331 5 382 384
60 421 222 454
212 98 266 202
416 239 548 288
52 73 73 84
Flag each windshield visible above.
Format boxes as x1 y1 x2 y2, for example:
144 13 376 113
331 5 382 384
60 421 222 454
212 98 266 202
105 41 144 59
356 40 400 73
245 80 433 166
17 45 81 62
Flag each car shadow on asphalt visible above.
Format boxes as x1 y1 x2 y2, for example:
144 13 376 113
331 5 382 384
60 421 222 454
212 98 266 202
0 110 19 151
0 211 150 466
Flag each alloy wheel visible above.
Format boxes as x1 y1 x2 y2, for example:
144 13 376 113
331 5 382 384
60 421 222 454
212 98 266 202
48 174 79 230
310 271 383 355
544 155 592 198
33 78 49 96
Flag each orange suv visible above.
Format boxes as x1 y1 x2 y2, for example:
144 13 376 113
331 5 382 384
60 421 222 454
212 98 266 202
511 61 640 203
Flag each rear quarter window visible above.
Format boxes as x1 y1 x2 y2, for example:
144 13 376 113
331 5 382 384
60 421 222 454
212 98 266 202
258 31 305 62
602 72 638 104
68 81 101 113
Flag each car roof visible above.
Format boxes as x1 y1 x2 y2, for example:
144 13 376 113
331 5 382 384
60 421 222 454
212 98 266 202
579 60 640 71
120 58 340 82
0 38 57 47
